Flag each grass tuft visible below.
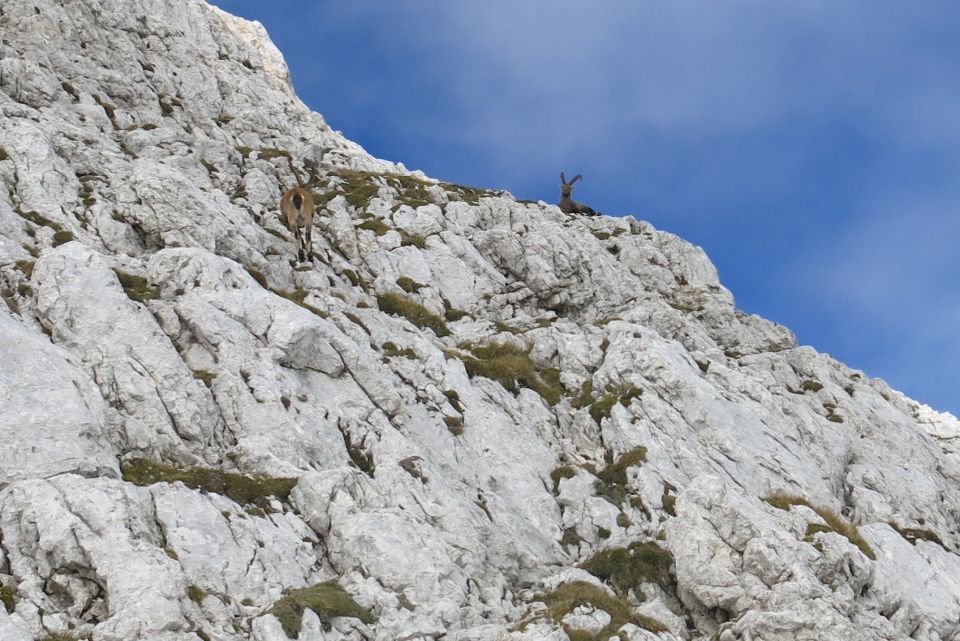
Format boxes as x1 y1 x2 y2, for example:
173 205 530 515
52 230 75 246
377 292 449 337
122 458 297 510
269 581 374 638
534 581 668 639
113 269 159 303
396 276 425 293
764 491 876 559
550 464 577 493
461 341 563 405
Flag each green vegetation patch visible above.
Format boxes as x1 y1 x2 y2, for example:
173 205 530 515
270 287 329 318
52 230 75 246
534 581 667 639
444 415 464 436
122 458 297 510
328 168 383 210
187 584 207 604
396 276 425 293
801 379 824 392
15 260 35 278
583 384 643 426
113 269 159 303
0 146 7 161
1 584 15 613
257 147 291 161
16 208 63 231
594 446 647 506
440 181 499 206
268 581 374 638
550 464 577 493
461 341 563 405
382 341 417 359
192 369 216 388
399 229 428 248
377 292 450 337
580 541 674 595
357 218 391 236
764 491 876 559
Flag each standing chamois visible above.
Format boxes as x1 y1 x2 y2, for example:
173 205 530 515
281 157 321 263
559 172 598 216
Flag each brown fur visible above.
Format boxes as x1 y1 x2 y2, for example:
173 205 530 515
280 158 320 262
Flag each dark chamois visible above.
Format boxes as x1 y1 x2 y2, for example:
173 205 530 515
558 172 598 216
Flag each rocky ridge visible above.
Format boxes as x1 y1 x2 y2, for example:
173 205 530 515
1 1 959 640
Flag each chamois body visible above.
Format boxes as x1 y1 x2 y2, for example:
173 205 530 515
559 172 597 216
280 157 320 263
280 185 315 263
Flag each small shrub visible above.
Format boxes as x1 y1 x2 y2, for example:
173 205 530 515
113 269 159 303
597 526 611 539
122 458 297 509
588 384 643 425
616 512 631 528
461 341 563 405
594 447 647 506
580 541 675 594
377 292 449 337
0 146 7 161
550 464 577 493
802 379 824 392
268 581 374 638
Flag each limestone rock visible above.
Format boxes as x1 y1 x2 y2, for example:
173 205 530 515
1 0 958 640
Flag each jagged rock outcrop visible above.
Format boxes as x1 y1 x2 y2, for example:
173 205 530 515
1 1 959 640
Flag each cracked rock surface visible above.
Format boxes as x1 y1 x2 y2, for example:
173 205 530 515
1 1 959 640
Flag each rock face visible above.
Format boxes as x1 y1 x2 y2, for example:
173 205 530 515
1 1 959 640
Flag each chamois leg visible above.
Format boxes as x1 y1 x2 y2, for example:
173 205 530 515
292 226 305 263
304 225 313 262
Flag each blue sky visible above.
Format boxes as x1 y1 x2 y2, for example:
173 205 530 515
211 1 960 417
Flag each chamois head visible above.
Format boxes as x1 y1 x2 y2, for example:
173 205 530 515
558 171 597 216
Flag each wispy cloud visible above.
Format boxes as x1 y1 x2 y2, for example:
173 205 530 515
214 0 960 414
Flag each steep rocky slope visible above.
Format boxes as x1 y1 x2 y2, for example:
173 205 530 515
2 2 960 640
